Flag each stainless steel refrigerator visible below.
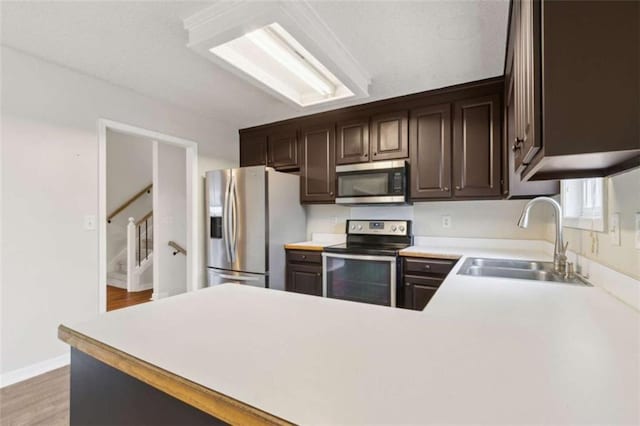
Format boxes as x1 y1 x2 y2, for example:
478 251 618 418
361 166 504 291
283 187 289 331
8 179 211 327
206 166 306 290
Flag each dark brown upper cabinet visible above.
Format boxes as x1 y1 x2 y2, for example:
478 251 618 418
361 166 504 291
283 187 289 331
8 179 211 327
409 104 452 200
267 126 299 170
370 111 409 161
299 124 336 203
453 94 501 198
511 0 541 172
503 62 558 198
239 132 267 167
508 0 639 180
336 117 370 165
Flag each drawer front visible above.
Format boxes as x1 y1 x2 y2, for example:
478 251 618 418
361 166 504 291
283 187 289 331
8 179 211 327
403 274 445 288
287 250 322 265
404 257 456 275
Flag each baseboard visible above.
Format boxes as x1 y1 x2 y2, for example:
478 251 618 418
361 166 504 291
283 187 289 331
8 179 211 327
135 282 153 291
0 352 70 388
151 292 168 300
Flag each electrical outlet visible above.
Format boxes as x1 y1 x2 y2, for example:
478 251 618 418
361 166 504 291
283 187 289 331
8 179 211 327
442 215 452 229
609 213 621 246
635 212 640 250
84 215 96 231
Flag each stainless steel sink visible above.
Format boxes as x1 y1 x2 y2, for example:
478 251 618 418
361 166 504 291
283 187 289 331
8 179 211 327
458 257 591 286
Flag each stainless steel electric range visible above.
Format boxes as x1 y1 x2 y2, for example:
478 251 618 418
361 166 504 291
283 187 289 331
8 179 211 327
322 219 413 307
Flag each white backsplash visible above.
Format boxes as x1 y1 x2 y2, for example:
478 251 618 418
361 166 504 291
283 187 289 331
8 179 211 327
305 199 551 241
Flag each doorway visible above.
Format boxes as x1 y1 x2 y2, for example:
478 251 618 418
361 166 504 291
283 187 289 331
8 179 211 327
98 119 198 313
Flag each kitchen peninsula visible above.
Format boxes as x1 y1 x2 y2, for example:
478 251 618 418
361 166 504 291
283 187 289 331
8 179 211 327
59 245 639 425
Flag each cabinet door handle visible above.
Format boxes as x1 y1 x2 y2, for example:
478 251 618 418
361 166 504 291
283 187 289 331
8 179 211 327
455 185 461 190
316 272 321 277
329 191 334 196
443 186 449 192
364 153 368 157
512 138 523 152
301 255 306 259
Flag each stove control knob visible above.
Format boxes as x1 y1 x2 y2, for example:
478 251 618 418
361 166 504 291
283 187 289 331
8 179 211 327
357 225 363 231
351 224 356 231
391 225 397 232
399 225 405 232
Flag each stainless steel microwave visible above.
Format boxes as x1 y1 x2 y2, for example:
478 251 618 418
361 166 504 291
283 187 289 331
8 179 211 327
335 160 408 205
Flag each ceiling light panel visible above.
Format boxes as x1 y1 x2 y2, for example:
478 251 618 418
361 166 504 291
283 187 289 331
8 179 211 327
209 23 353 107
184 1 370 108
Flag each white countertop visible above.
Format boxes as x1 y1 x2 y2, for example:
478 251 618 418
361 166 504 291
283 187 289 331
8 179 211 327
65 244 640 425
284 232 346 251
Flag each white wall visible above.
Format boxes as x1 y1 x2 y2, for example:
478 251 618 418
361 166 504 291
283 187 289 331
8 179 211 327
153 142 187 298
1 46 238 377
106 129 153 269
306 200 551 240
545 168 640 280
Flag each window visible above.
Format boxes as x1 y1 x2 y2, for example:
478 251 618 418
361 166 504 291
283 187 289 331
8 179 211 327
561 178 606 231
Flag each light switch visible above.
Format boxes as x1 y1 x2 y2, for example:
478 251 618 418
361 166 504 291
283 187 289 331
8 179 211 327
609 213 620 246
84 215 96 231
442 215 452 229
635 212 640 250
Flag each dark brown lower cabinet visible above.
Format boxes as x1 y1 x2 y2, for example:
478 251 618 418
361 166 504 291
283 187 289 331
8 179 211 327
400 257 457 310
286 250 323 296
403 275 441 311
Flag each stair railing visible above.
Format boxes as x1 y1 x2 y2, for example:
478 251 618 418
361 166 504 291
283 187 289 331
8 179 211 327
128 212 153 268
168 241 187 256
108 183 152 223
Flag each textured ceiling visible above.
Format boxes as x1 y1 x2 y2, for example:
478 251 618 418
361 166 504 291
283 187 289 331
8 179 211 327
0 1 509 129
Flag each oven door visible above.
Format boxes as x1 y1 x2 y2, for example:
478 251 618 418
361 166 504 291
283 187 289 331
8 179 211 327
322 253 397 307
335 160 406 205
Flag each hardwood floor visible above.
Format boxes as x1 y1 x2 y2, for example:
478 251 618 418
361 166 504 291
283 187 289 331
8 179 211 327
107 285 153 312
0 366 69 426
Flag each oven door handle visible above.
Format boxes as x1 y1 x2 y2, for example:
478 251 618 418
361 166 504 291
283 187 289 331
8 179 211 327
321 253 397 262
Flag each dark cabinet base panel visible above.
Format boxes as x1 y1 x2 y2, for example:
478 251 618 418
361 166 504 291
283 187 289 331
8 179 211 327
70 349 226 425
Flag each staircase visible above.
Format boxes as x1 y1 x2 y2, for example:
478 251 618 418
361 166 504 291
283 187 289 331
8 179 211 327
107 184 154 292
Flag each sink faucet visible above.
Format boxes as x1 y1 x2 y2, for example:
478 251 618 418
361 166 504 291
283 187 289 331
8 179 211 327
517 197 569 274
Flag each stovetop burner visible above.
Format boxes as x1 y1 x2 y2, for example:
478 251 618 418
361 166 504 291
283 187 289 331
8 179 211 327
324 220 413 256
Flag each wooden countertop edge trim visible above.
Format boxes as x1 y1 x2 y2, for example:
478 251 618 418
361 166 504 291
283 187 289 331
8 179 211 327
398 251 462 261
283 244 325 251
58 325 293 426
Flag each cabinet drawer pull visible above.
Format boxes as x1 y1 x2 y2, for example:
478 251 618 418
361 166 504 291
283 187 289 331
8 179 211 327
302 255 306 259
455 185 461 190
424 265 431 270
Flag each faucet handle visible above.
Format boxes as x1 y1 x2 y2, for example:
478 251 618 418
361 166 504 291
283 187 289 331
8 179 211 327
565 262 575 280
561 241 569 254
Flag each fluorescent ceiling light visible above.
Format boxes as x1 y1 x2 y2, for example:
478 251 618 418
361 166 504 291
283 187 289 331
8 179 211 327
209 23 354 107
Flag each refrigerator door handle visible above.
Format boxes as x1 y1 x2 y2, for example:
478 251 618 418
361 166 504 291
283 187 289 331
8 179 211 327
217 273 260 282
222 174 232 264
230 174 238 263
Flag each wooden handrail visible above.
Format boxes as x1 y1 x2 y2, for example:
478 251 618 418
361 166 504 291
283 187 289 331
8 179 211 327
107 184 152 223
135 211 153 226
168 241 187 256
